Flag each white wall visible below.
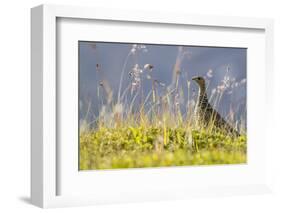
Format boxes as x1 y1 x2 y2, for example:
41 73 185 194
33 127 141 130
0 0 280 212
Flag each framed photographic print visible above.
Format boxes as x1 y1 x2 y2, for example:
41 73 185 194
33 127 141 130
31 4 274 208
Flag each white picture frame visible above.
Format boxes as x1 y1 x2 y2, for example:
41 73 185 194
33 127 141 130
31 4 274 208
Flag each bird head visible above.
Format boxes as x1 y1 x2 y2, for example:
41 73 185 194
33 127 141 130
192 76 206 88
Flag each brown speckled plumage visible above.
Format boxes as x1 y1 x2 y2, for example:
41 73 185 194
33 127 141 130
192 76 240 137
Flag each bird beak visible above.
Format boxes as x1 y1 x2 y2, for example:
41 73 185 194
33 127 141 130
192 77 197 81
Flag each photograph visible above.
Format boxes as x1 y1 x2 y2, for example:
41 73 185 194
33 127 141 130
78 41 247 170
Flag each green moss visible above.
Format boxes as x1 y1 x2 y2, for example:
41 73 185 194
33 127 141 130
79 127 246 170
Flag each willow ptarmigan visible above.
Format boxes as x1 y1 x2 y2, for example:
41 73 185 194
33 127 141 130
192 76 240 137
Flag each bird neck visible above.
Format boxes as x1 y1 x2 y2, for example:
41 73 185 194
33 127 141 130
198 84 207 101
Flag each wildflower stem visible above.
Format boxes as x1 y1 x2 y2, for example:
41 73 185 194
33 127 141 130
117 52 131 104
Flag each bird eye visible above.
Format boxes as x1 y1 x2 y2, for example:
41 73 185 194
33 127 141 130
198 77 201 80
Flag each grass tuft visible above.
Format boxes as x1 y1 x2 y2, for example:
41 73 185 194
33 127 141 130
80 126 246 170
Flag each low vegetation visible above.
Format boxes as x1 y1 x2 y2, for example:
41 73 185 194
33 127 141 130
80 126 246 170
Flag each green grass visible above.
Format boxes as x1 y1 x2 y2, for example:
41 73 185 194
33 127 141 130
79 126 246 170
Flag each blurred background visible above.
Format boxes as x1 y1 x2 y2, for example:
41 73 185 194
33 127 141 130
79 42 246 129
